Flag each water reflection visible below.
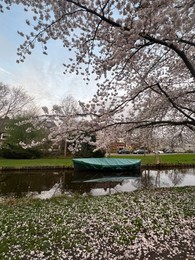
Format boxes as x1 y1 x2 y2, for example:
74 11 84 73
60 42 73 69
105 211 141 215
91 168 195 196
0 170 73 198
133 168 186 189
0 168 195 199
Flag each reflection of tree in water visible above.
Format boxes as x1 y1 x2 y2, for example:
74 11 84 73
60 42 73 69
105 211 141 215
0 175 10 195
0 171 68 198
132 169 157 189
133 168 187 189
167 169 185 186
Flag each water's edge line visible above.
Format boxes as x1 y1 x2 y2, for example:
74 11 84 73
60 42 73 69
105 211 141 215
0 163 195 172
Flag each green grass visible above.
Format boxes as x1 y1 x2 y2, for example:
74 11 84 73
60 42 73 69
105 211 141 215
0 153 195 168
112 153 195 165
113 154 157 164
0 186 194 259
0 158 73 168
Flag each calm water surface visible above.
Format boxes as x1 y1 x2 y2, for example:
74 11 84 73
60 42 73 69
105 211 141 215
0 168 195 199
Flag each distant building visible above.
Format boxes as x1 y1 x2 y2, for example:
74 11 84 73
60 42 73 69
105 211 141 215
109 138 127 152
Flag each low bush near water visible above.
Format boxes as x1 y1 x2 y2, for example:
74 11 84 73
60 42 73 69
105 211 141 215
0 146 42 159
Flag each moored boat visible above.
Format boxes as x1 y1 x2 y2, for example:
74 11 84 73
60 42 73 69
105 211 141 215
73 158 141 180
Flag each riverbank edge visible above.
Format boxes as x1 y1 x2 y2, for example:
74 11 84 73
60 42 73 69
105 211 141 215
0 165 73 171
0 163 195 171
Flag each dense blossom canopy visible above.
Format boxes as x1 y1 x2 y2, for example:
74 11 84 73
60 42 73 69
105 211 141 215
1 0 195 149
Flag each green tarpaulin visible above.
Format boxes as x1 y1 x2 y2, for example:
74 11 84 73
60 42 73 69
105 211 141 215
73 158 141 171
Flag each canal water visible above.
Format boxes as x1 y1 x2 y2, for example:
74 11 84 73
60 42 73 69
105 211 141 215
0 168 195 199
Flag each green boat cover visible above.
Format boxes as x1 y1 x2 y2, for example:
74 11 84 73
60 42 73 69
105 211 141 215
73 158 141 171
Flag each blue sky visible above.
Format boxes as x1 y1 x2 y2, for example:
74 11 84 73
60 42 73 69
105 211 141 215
0 4 96 108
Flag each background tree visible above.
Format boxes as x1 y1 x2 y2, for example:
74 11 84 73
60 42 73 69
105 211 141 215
0 82 39 150
41 95 107 155
74 134 105 158
0 82 35 118
59 95 79 155
41 95 85 155
1 115 47 158
1 1 195 149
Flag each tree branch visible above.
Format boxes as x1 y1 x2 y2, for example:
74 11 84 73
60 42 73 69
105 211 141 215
140 33 195 78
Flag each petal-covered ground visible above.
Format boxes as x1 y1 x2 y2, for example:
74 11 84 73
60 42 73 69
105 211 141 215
0 187 194 259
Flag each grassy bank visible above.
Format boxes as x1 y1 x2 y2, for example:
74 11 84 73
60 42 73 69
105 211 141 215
0 186 194 259
0 158 73 168
113 153 195 165
0 153 195 169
